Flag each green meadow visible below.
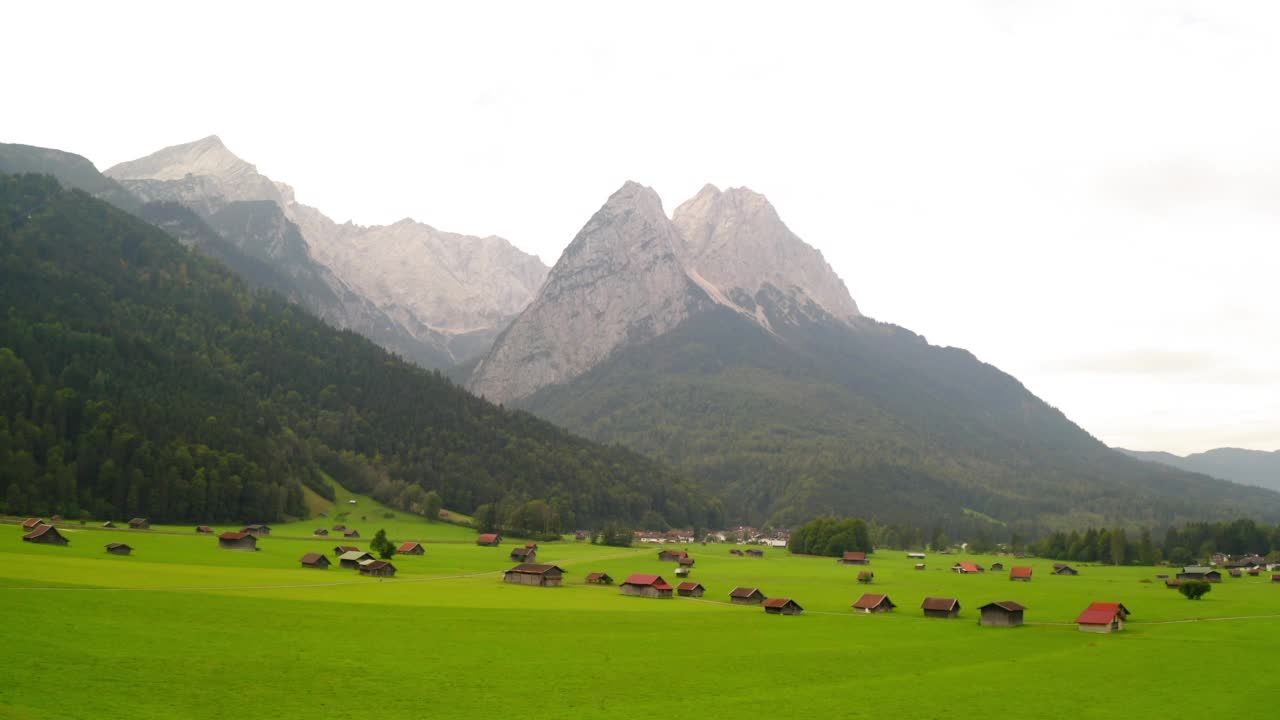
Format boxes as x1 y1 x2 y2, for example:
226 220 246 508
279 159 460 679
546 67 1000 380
3 511 1278 718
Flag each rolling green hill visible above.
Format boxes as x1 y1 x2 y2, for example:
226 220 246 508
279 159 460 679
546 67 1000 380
0 173 718 528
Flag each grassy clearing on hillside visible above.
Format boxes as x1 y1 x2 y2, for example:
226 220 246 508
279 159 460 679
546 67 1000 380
2 534 1277 718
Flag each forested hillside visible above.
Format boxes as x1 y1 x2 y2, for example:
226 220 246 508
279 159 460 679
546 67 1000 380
0 173 719 528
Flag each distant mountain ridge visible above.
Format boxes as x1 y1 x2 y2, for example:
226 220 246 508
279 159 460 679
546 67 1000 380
104 136 549 365
472 180 1280 532
1119 447 1280 492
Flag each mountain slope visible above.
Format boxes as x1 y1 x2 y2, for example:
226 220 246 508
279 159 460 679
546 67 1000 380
106 136 548 365
480 180 1280 532
0 142 140 212
1119 448 1280 493
0 172 716 528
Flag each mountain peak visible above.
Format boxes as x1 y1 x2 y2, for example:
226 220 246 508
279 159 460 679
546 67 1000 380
106 135 254 183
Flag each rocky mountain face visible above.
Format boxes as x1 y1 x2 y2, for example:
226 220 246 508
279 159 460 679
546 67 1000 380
469 181 855 402
1120 447 1280 492
470 180 1280 532
106 136 547 366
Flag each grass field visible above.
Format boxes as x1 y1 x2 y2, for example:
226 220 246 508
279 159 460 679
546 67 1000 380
2 512 1277 718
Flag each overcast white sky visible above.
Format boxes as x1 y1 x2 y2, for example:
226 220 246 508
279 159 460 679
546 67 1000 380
4 1 1278 454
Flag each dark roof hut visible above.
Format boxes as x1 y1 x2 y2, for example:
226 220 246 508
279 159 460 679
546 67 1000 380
217 532 257 551
105 542 132 555
839 551 869 565
241 524 271 536
333 524 347 532
504 563 565 587
1053 564 1079 576
359 560 397 578
102 521 116 528
922 597 961 619
763 598 804 615
314 528 329 536
658 549 687 562
398 542 425 555
620 573 673 599
745 549 765 558
852 594 896 613
979 601 1025 627
990 562 1005 571
729 587 767 605
128 518 150 530
857 571 874 584
23 525 69 546
730 549 744 556
1229 568 1243 578
510 547 537 562
476 533 502 546
1176 567 1222 582
343 529 361 538
195 525 213 534
584 572 614 585
678 557 696 567
914 563 926 570
333 545 360 556
300 553 331 569
677 582 705 597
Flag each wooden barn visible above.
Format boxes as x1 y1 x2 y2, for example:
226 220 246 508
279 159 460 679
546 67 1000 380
314 528 329 536
907 552 926 560
300 552 331 569
990 562 1005 571
914 563 926 570
105 542 132 556
584 572 614 585
675 566 691 578
1229 568 1243 578
359 560 397 578
241 524 271 536
398 542 425 556
729 549 744 556
729 587 767 605
677 582 705 597
343 530 361 539
102 521 117 528
620 574 673 599
128 518 150 530
852 593 896 613
839 551 869 565
476 533 502 547
1247 568 1259 576
1053 563 1079 576
922 597 961 619
333 524 347 532
195 526 213 534
1010 566 1033 582
217 532 257 551
503 563 565 587
658 549 687 562
574 531 588 541
21 518 45 531
510 547 537 563
1177 566 1222 582
678 557 696 567
745 549 765 558
1076 602 1129 633
23 525 69 545
1272 574 1280 583
763 598 804 615
979 601 1026 627
339 550 375 569
951 562 983 574
857 571 875 584
333 545 360 556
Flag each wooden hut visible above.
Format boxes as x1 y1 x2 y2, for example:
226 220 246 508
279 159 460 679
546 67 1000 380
476 533 502 547
217 532 257 551
678 557 695 567
333 545 360 556
510 547 537 563
1164 579 1182 588
105 542 132 556
914 563 926 570
1176 566 1222 582
102 521 116 528
657 549 687 562
584 572 614 585
128 518 150 530
314 528 329 536
1053 563 1079 576
1271 574 1280 583
1229 568 1243 578
763 598 804 615
195 525 213 534
839 551 869 565
922 597 961 619
333 524 347 532
300 552 331 569
241 524 271 536
21 518 46 531
675 566 691 578
745 549 765 558
503 563 565 587
729 549 744 556
857 571 874 584
951 562 983 574
1076 602 1129 633
1010 566 1033 582
620 574 673 599
343 529 361 539
979 601 1025 627
22 525 69 546
398 542 425 556
574 531 588 542
677 582 705 597
907 552 926 560
339 551 375 569
990 562 1005 571
729 587 767 605
852 593 896 613
359 560 397 578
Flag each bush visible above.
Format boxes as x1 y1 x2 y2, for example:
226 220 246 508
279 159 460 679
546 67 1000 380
1179 580 1211 600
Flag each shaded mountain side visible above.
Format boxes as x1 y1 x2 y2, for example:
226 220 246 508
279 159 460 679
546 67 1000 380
0 142 140 212
525 292 1280 532
1119 448 1280 493
0 173 717 528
